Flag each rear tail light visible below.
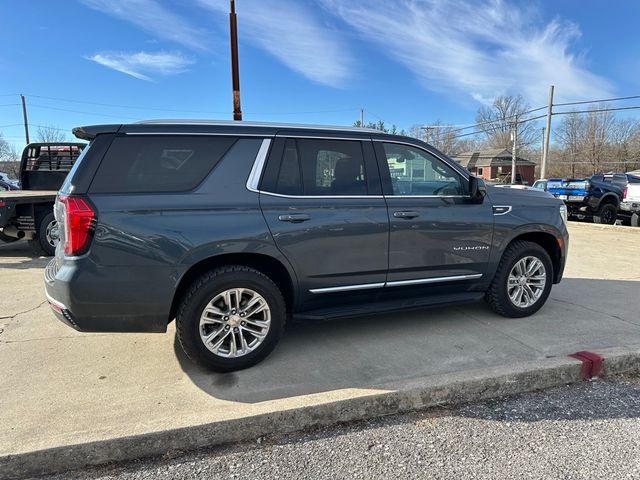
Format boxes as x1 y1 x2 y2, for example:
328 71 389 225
623 187 628 200
58 195 96 256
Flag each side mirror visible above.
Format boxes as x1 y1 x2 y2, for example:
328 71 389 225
468 175 486 203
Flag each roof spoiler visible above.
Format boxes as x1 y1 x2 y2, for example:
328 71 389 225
72 124 122 141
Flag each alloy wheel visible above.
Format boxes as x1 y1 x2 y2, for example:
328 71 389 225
507 256 547 308
199 288 271 358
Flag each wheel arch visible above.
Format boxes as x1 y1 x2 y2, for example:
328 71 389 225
504 231 562 283
169 252 296 323
598 193 620 207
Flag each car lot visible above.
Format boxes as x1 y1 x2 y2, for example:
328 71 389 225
1 221 640 477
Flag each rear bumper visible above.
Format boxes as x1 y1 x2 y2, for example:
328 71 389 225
620 201 640 213
44 258 169 333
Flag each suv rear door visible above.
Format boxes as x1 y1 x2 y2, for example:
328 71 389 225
374 140 494 285
258 134 388 303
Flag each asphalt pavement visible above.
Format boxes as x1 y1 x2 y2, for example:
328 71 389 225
39 374 640 480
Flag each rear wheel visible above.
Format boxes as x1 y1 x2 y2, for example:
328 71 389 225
28 212 58 256
593 203 617 225
176 266 286 372
631 213 640 227
485 240 553 318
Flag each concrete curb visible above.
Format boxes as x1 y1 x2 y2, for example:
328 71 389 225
3 347 640 480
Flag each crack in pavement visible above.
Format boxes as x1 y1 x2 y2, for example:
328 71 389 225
551 297 640 327
0 300 47 321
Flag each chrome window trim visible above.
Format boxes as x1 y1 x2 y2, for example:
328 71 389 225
246 138 272 192
275 134 372 141
258 191 384 199
492 205 513 216
309 274 483 293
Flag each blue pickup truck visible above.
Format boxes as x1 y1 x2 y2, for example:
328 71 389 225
546 176 624 224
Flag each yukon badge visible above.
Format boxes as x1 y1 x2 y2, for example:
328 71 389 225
453 245 490 251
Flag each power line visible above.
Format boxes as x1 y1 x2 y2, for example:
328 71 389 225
24 94 359 116
553 105 640 116
0 104 19 107
554 95 640 107
27 104 140 120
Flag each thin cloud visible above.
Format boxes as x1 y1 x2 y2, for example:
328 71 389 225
80 0 208 51
87 51 194 81
320 0 612 105
197 0 352 87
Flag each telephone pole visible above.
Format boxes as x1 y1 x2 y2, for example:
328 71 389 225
229 0 242 121
511 120 518 184
20 94 30 144
540 85 554 179
360 108 364 127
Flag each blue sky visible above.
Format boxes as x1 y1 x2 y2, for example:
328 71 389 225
1 0 639 149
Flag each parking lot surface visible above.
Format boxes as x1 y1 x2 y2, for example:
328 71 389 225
1 222 640 463
40 374 640 480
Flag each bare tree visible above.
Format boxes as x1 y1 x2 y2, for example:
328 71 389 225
0 134 21 179
554 112 585 177
408 121 481 156
36 125 67 143
475 95 538 152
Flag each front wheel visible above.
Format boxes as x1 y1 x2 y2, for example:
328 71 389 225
176 266 286 372
593 203 617 224
485 240 553 318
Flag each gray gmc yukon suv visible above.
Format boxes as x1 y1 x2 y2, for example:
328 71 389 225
45 121 568 371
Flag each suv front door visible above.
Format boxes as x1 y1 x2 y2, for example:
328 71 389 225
259 135 388 305
374 141 494 286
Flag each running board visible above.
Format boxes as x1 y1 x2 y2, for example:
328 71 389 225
294 292 484 321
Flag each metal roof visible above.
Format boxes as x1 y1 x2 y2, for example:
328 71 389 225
135 119 381 133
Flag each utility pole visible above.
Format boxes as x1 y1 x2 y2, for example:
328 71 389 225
360 108 364 127
511 120 518 184
229 0 242 121
20 94 30 144
540 85 554 179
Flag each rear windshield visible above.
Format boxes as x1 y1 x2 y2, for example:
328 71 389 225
89 135 236 193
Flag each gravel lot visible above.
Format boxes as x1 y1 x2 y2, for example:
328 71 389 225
40 374 640 480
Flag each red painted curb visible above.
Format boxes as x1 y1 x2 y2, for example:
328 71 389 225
569 351 604 379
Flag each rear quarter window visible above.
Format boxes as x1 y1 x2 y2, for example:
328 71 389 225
89 135 236 193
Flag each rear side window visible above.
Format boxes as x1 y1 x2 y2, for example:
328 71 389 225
90 135 236 193
265 138 368 196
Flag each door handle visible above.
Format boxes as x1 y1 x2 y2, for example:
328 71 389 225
278 213 311 223
393 211 420 219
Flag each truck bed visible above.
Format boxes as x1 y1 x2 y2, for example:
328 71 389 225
0 190 58 202
0 190 58 228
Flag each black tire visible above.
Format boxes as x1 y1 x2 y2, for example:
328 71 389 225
632 213 640 227
29 212 58 256
485 240 553 318
0 231 19 243
593 203 617 225
176 265 286 372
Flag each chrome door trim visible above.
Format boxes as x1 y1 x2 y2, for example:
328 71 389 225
309 274 483 293
309 282 385 294
385 274 483 288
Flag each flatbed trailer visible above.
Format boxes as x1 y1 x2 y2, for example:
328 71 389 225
0 143 86 254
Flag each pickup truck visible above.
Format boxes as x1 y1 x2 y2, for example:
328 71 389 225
0 143 86 254
546 176 624 224
621 183 640 227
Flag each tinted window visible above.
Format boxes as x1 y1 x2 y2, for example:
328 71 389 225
381 143 463 196
268 138 368 196
90 136 236 193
